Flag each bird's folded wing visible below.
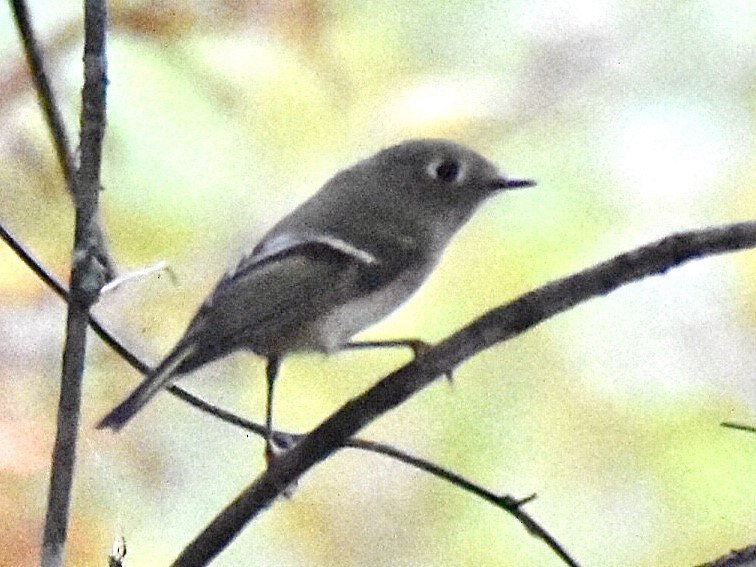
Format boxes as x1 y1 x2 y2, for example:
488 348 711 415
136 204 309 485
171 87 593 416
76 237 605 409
180 233 402 356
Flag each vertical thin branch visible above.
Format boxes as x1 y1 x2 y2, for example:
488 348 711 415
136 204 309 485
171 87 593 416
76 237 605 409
40 1 109 566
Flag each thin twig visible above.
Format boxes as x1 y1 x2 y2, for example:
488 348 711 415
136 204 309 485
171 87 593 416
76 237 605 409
172 220 756 566
721 421 756 434
344 438 579 567
0 220 146 372
9 0 75 183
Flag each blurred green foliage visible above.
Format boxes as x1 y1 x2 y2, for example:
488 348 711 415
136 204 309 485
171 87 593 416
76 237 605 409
1 1 756 565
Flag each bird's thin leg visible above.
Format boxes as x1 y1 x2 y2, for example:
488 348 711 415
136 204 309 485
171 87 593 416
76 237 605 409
345 339 428 352
344 339 454 381
264 355 282 464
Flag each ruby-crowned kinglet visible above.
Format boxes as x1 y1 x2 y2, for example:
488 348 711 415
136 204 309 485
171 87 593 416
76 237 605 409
97 139 535 443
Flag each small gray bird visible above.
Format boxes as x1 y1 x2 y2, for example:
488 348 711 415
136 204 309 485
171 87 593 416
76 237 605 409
97 139 534 449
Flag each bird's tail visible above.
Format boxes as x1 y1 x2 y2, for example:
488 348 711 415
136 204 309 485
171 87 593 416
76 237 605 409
96 342 197 431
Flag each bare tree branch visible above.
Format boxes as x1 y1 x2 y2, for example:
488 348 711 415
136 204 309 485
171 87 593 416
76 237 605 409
172 220 756 566
40 1 110 565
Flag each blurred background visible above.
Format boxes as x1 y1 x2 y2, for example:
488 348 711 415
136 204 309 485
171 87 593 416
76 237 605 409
2 0 756 565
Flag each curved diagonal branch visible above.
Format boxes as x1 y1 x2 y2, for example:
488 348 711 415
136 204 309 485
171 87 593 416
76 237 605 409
173 220 756 567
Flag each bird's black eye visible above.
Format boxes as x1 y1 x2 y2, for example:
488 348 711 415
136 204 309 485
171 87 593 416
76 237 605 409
432 159 461 183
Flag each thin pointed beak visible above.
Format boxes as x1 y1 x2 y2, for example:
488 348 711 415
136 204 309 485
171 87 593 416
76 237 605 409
491 177 537 190
504 177 537 189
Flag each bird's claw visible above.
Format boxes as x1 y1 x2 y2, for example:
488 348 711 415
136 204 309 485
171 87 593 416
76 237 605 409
264 435 299 498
